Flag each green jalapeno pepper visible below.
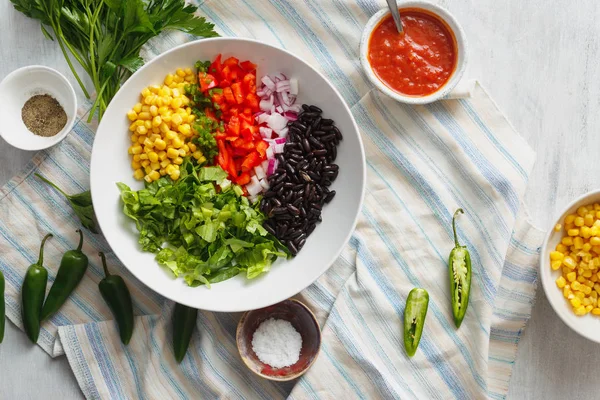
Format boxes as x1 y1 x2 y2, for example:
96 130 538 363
41 230 89 321
22 233 52 343
98 252 134 345
0 269 5 343
172 302 198 363
403 288 429 357
449 208 471 328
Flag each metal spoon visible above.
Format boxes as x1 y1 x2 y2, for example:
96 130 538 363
385 0 403 34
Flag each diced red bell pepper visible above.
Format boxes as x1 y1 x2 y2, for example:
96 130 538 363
219 79 231 89
211 92 224 105
223 87 236 105
256 140 268 158
210 54 222 77
236 172 251 185
198 73 216 92
245 93 259 110
228 65 244 82
205 108 218 122
242 73 256 93
241 151 261 172
240 61 257 72
231 82 245 105
227 115 240 136
223 57 240 67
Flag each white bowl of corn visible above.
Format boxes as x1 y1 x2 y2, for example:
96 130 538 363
541 191 600 343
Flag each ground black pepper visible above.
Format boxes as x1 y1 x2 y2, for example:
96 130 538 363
21 94 67 137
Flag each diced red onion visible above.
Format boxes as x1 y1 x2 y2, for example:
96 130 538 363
207 81 216 89
283 111 298 121
273 137 286 144
276 106 283 113
276 80 291 92
279 127 289 138
274 143 285 154
246 180 262 196
266 146 274 159
254 165 266 180
257 113 270 124
260 96 274 112
257 88 266 97
261 75 275 90
259 126 273 139
261 160 269 172
259 178 270 190
267 158 278 175
289 78 298 95
267 113 288 132
287 104 302 113
273 72 287 82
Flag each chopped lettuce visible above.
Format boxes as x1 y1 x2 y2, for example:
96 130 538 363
117 158 289 287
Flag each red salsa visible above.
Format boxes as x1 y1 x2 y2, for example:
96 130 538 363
368 9 457 97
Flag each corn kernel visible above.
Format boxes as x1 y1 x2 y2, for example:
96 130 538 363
574 236 584 249
178 124 191 136
567 271 577 282
160 159 171 168
582 226 592 239
593 308 600 315
575 291 585 300
550 251 564 261
568 229 580 237
564 257 577 269
172 138 183 148
171 114 183 126
138 111 151 120
578 207 588 217
172 97 183 109
166 130 177 141
144 166 152 174
575 306 587 315
551 260 562 270
562 237 574 246
575 216 585 227
133 169 145 180
154 139 167 151
173 157 183 165
571 297 582 308
556 276 567 288
167 148 179 159
152 116 162 127
170 169 181 180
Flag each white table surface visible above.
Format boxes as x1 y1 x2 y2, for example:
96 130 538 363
2 1 600 398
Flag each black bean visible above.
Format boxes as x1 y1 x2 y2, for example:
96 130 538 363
283 182 295 189
322 179 332 187
311 202 322 210
321 118 334 125
301 111 319 119
321 125 334 131
271 198 282 207
296 238 306 250
305 125 313 137
274 174 287 185
285 163 296 175
300 171 312 182
293 121 307 131
277 187 285 197
309 105 323 113
285 191 294 203
313 130 327 136
312 149 327 156
333 126 343 140
293 184 304 191
321 134 336 142
264 223 276 236
289 148 303 155
301 138 310 153
287 158 298 166
289 126 302 135
276 154 285 164
294 233 307 243
275 213 293 220
272 182 284 192
324 164 339 172
324 190 336 203
331 146 337 161
288 241 298 255
273 207 288 215
289 230 303 240
307 171 320 180
280 224 289 237
288 132 297 142
293 197 303 207
302 104 310 111
264 191 276 198
300 206 307 218
307 224 316 236
331 170 339 180
311 116 322 130
285 142 300 150
309 136 324 149
289 153 302 161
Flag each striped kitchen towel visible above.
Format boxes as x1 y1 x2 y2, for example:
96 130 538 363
0 0 544 398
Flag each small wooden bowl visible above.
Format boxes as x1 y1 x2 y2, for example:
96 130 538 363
236 299 321 381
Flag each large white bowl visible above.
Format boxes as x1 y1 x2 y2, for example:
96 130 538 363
540 190 600 343
91 38 366 312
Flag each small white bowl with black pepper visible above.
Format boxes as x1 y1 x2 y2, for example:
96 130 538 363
0 65 77 151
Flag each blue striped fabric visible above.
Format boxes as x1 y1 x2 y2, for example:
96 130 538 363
0 1 545 399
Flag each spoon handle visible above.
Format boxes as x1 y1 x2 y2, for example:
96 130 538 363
385 0 404 33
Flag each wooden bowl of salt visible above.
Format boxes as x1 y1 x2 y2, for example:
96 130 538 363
236 299 321 381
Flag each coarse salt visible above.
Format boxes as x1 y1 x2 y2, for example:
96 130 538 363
251 318 302 368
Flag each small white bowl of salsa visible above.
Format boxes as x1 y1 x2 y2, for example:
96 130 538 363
360 1 468 104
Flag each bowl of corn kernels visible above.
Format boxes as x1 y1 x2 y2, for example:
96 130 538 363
541 191 600 342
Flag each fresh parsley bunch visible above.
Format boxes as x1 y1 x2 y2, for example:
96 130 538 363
10 0 218 121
